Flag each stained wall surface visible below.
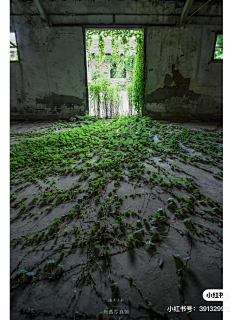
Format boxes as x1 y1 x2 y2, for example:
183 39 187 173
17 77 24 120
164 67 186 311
10 21 87 120
10 0 223 120
144 26 223 121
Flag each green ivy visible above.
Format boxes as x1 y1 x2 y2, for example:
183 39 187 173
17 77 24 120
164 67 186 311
133 34 144 114
89 78 123 118
86 30 144 115
214 34 223 60
126 82 134 115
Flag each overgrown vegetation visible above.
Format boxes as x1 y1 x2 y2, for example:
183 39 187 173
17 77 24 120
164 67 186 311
133 33 144 112
10 116 223 319
214 34 223 60
89 54 135 79
89 78 123 118
86 30 144 117
10 32 19 62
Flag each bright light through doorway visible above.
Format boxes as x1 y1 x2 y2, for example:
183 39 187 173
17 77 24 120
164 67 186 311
85 29 144 118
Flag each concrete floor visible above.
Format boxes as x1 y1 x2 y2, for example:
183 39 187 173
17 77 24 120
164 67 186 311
10 119 223 320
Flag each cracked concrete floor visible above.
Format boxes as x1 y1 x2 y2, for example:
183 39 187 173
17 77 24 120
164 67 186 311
10 119 223 320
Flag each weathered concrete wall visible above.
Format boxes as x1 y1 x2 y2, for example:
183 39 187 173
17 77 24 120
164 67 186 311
10 18 87 120
10 0 223 121
144 26 223 121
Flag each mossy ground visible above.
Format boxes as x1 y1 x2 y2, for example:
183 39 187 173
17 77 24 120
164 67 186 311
10 116 223 320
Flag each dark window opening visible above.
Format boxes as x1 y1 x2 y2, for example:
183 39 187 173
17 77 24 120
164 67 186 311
213 34 223 60
10 31 19 62
110 63 126 79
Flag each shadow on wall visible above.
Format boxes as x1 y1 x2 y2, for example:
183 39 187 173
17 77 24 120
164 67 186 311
146 65 199 104
145 64 222 122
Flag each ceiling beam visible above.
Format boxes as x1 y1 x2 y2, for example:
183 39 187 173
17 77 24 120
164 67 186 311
178 0 194 27
33 0 50 27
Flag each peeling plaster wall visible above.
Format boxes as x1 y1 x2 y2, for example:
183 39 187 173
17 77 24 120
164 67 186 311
10 0 222 121
144 26 223 121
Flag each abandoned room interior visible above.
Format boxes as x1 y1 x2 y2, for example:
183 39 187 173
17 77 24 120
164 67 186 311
10 1 224 320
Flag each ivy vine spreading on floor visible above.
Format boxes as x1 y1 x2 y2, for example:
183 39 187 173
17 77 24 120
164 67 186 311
10 115 223 319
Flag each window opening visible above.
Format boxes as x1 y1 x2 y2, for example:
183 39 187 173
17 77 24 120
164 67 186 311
213 34 223 60
10 32 19 62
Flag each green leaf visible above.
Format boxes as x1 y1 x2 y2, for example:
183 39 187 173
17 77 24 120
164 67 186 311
180 218 191 223
145 240 154 245
153 213 160 218
46 259 55 264
150 226 157 231
133 229 142 234
17 269 27 274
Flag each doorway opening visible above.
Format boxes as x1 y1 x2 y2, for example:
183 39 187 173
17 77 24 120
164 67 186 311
85 29 144 118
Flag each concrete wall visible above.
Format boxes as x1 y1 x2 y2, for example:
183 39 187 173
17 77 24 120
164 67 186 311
10 0 223 121
144 26 223 121
10 17 87 120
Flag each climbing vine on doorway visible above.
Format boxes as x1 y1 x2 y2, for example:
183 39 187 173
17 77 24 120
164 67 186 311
89 54 135 79
86 29 144 114
133 33 144 113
